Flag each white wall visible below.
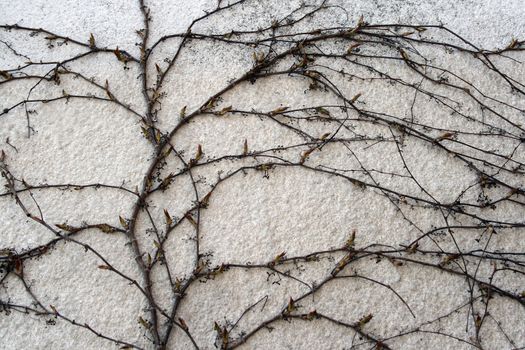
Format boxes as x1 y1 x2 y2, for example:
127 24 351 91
1 1 524 349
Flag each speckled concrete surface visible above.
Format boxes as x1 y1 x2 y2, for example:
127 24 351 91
1 1 524 349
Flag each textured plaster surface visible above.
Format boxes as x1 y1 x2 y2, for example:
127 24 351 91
0 1 524 349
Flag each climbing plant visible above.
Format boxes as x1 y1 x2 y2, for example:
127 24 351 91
1 1 524 349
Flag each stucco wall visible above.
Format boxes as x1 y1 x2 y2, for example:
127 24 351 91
1 1 524 349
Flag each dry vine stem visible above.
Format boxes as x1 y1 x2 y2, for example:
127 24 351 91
1 1 525 349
